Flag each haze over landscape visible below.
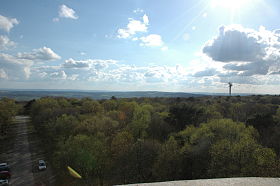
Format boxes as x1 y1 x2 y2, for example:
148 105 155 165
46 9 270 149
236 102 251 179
1 0 280 94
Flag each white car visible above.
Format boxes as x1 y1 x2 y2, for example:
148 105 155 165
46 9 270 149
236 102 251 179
0 179 9 186
38 160 46 171
0 163 9 172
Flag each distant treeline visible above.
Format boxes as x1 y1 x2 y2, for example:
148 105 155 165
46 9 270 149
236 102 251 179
0 90 205 101
25 95 280 185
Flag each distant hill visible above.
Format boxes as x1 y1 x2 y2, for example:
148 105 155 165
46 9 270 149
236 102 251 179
0 89 207 101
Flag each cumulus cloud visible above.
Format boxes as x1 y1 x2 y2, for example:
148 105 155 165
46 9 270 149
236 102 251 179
0 47 60 80
193 68 219 77
87 64 188 85
117 15 149 38
58 4 78 20
68 74 79 81
0 69 8 79
63 58 117 70
143 14 149 25
0 53 33 80
203 25 266 62
63 58 90 68
0 15 19 32
0 35 16 50
49 71 67 80
140 34 164 47
201 25 280 80
17 47 61 61
35 57 189 85
117 14 167 50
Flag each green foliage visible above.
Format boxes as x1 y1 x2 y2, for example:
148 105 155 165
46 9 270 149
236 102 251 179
0 98 18 137
153 136 182 181
129 105 151 138
178 119 277 178
81 98 103 114
27 96 280 185
167 103 205 130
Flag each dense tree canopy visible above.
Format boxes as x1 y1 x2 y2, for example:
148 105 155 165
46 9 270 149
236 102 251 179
26 95 280 185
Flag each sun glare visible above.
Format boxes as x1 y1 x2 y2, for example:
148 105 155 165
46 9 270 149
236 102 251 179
211 0 251 10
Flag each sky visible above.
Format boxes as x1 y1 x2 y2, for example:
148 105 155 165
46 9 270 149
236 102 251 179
1 0 280 93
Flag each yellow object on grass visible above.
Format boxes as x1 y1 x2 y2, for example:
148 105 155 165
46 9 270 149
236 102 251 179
67 166 82 179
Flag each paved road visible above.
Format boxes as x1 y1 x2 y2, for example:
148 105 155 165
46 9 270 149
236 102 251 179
8 116 35 186
0 116 56 186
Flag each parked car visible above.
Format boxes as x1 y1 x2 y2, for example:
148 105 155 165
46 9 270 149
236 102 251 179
0 164 9 172
0 171 10 180
38 160 46 171
0 179 8 186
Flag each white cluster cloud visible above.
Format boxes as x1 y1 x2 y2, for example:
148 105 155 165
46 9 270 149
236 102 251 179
0 53 33 80
16 47 61 61
0 46 60 80
63 58 117 70
0 35 16 50
32 57 191 85
86 64 188 84
117 13 168 50
0 15 19 32
196 25 280 86
49 71 67 80
59 4 78 19
117 15 149 39
193 68 219 77
0 69 8 79
140 34 164 47
53 4 78 21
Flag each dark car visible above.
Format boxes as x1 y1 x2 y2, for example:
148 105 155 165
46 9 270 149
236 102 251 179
0 164 9 172
0 171 11 180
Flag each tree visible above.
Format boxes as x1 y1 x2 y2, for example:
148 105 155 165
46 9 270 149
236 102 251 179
54 114 79 141
118 101 138 124
102 100 118 112
147 112 173 142
111 131 134 184
167 103 205 131
0 98 18 137
81 98 103 115
178 119 278 179
130 139 160 183
75 115 119 138
129 105 151 138
55 134 111 185
153 136 182 181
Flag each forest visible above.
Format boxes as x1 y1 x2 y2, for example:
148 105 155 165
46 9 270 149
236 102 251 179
3 95 280 185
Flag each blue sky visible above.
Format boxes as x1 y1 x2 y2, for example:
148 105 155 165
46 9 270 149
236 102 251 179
1 0 280 93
